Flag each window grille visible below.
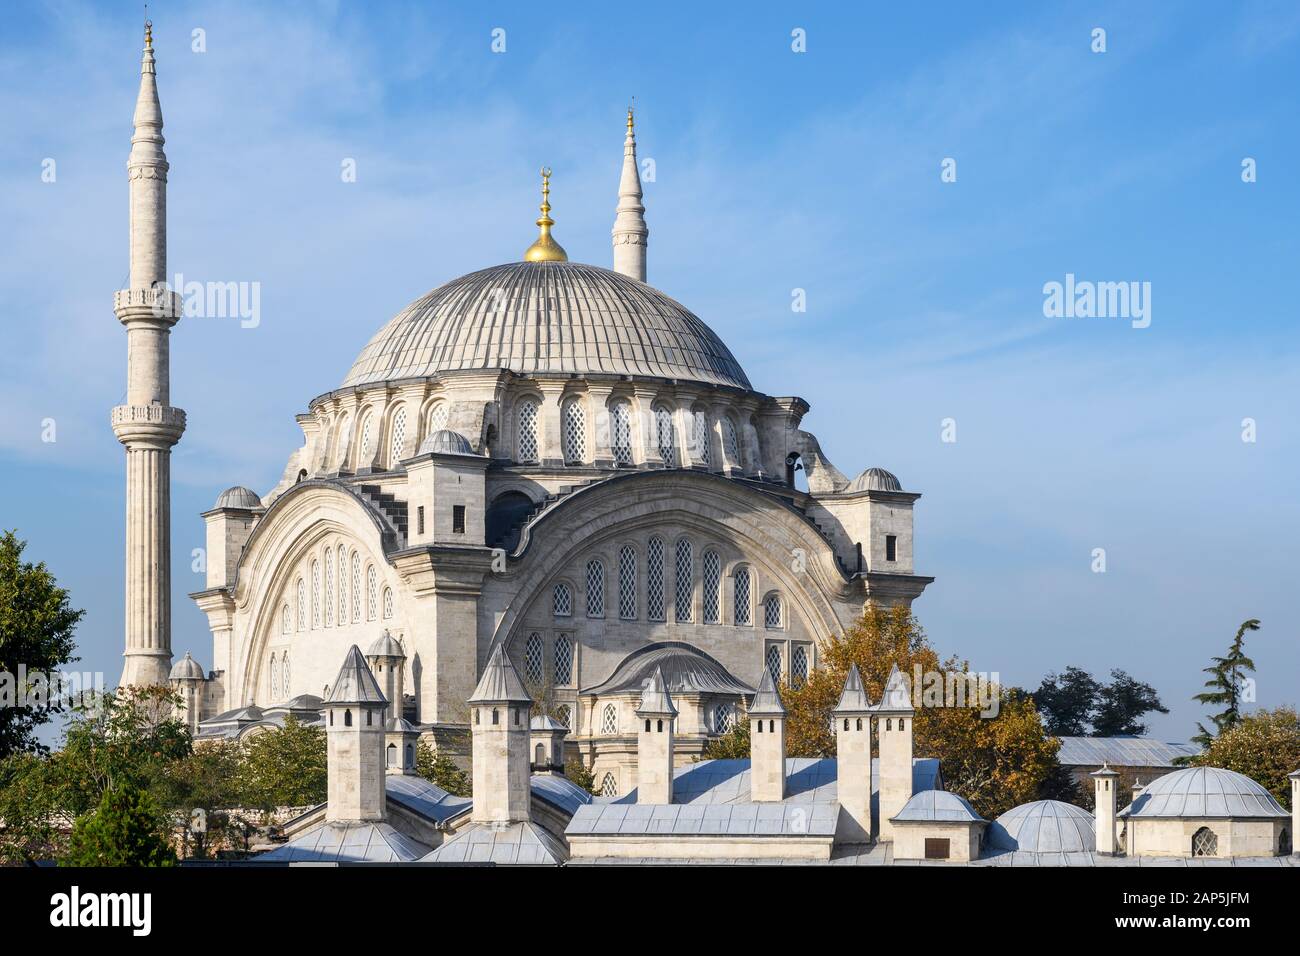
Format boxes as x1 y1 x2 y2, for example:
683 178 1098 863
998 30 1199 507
674 539 693 623
600 704 619 736
311 561 321 628
367 566 377 620
389 407 408 467
562 399 586 463
324 551 334 626
714 703 733 734
618 546 637 619
722 416 740 465
646 538 665 621
337 544 347 624
612 402 632 464
554 634 572 685
427 402 449 435
693 410 711 466
599 772 619 797
766 644 782 684
1192 827 1218 857
553 583 572 617
702 551 721 624
765 593 783 629
555 704 572 729
792 644 809 687
517 400 539 462
382 587 394 620
524 633 544 684
296 579 306 631
655 406 675 465
586 560 605 617
734 567 751 625
351 553 361 622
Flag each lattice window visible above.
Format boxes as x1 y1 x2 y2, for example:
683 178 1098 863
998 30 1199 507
600 703 619 736
281 654 290 699
358 413 374 466
702 551 721 624
524 632 544 684
555 704 572 729
367 566 378 620
612 401 633 464
562 398 586 463
324 551 334 626
599 772 619 797
334 414 352 469
337 545 347 624
733 567 751 625
553 583 572 617
517 399 540 462
296 578 306 631
554 634 572 685
586 560 605 618
270 655 279 700
281 604 291 634
427 402 449 436
311 561 321 628
764 593 783 629
692 409 711 466
655 406 676 466
766 644 783 684
722 415 740 465
646 538 665 621
714 703 733 734
388 406 408 467
674 538 693 623
382 587 394 620
792 644 809 687
1192 827 1218 857
618 546 637 620
350 552 361 623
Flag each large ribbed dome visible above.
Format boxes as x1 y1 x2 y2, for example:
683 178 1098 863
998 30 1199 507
342 261 751 390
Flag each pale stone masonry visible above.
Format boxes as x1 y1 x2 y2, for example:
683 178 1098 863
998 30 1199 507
1092 764 1120 855
323 646 388 824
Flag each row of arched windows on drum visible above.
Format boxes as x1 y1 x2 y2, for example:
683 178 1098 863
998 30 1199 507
280 545 394 636
320 401 454 474
547 540 784 630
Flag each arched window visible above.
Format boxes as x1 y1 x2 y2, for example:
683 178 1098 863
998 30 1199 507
674 539 693 623
611 401 633 464
324 550 334 626
766 644 782 684
269 655 279 700
600 703 619 735
524 632 544 684
618 545 637 620
714 703 733 734
333 413 352 470
311 561 321 628
281 654 290 698
721 415 740 466
296 578 306 631
733 567 752 625
1192 827 1218 857
562 398 586 463
554 634 572 686
792 644 809 687
344 709 353 727
586 560 605 618
599 772 619 797
387 743 398 768
646 537 665 621
427 401 449 436
702 550 721 624
337 544 347 624
764 593 783 629
655 406 676 466
535 743 546 765
281 603 291 634
350 552 361 623
367 566 378 620
692 409 711 467
382 587 394 620
553 582 572 617
517 398 540 463
555 704 572 729
358 411 374 467
388 406 408 467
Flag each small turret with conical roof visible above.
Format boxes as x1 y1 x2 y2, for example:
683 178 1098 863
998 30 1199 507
834 663 874 843
875 663 914 842
749 667 787 801
1092 762 1121 855
323 646 388 823
469 644 533 823
366 630 407 718
635 666 676 804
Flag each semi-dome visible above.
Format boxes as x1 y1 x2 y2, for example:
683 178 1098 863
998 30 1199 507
1119 766 1289 819
416 429 476 457
169 652 205 681
582 641 754 697
214 485 262 509
847 467 902 493
341 261 751 391
988 800 1095 852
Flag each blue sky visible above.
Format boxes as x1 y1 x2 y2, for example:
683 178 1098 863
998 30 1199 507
2 0 1298 740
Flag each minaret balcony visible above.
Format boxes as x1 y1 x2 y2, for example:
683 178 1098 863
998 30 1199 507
111 404 186 446
114 287 183 326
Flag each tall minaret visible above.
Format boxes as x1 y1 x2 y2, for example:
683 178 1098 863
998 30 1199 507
113 20 184 688
611 105 648 282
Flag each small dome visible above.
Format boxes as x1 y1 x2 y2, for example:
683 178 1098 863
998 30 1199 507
214 485 262 509
530 714 568 732
847 467 902 493
1119 766 1289 819
386 716 419 733
989 800 1095 852
892 789 984 823
367 630 406 659
416 429 476 457
169 652 205 681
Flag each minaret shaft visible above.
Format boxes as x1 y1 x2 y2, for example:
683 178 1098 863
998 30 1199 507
114 25 184 688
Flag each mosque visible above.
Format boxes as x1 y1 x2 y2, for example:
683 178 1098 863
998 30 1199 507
110 26 1299 865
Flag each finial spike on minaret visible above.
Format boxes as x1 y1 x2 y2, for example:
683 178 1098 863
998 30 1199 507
612 102 648 283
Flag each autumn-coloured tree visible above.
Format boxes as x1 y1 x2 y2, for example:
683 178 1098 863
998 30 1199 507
1190 706 1300 806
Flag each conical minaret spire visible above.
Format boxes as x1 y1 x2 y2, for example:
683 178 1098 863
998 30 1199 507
113 20 185 688
611 104 648 282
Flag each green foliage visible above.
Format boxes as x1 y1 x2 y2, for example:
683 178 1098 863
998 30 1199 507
1032 666 1166 737
237 716 327 810
701 712 751 760
63 782 175 867
1034 758 1084 807
1190 706 1300 806
416 738 471 797
0 530 83 758
563 757 596 794
1192 619 1260 747
1092 670 1168 736
0 751 64 863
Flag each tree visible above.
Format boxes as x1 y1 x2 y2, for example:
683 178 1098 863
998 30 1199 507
1092 669 1168 736
63 782 175 867
1190 706 1300 806
1033 667 1101 736
0 530 83 758
563 757 596 794
415 738 471 797
700 710 751 760
0 751 64 863
237 716 327 811
1192 619 1259 747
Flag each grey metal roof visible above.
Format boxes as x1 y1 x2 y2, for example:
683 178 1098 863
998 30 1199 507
530 714 568 731
988 800 1095 852
384 774 471 824
846 467 902 493
530 774 594 817
341 260 752 391
748 667 786 716
1057 736 1200 768
835 664 873 713
168 652 205 681
892 789 985 823
635 665 678 717
1118 767 1289 819
416 429 476 457
568 800 838 839
214 485 262 509
468 643 532 703
582 642 754 697
323 645 387 706
420 820 568 865
366 630 406 659
256 821 431 864
877 664 913 713
385 716 419 734
262 694 325 718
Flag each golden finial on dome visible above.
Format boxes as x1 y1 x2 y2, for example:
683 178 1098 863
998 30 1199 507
144 18 153 49
627 101 635 133
523 166 568 262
